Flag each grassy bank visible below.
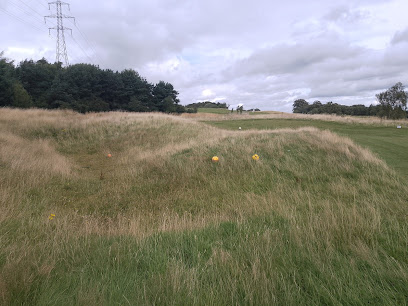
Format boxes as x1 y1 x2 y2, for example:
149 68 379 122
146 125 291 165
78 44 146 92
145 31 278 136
1 108 407 305
206 118 408 178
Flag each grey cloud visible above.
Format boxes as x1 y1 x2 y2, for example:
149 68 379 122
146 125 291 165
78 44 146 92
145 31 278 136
202 32 408 111
391 28 408 44
324 6 369 23
224 38 363 78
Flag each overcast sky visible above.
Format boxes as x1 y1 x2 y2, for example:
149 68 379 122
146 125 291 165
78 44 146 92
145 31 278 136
1 0 408 111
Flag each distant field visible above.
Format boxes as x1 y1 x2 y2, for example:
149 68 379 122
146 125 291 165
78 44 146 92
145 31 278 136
1 108 407 305
197 108 230 114
196 108 279 115
248 111 286 115
206 118 408 178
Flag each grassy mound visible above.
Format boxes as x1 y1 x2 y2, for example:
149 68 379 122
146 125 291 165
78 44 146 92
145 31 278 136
206 117 408 178
0 108 407 305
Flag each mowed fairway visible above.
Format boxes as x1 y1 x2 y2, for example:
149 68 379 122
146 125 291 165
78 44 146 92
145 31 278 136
206 118 408 178
197 108 231 115
1 109 407 305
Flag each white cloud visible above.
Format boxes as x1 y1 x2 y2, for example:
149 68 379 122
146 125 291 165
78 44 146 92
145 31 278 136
1 0 408 111
202 89 215 98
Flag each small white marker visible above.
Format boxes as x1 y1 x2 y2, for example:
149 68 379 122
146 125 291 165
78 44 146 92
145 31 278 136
239 127 242 130
397 126 402 129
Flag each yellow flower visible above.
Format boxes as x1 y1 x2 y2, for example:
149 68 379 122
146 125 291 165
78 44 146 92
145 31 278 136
252 154 260 161
49 214 56 220
212 156 219 163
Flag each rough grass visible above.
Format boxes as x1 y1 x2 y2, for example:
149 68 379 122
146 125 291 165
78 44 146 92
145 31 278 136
194 110 408 127
206 117 408 179
0 108 407 305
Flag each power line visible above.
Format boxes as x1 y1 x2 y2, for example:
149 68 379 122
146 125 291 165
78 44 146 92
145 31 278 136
32 0 49 10
7 0 49 28
0 2 88 66
45 0 75 66
19 0 58 28
0 6 45 33
2 0 100 66
10 0 82 64
16 0 46 19
4 0 57 39
70 35 94 64
0 5 57 64
68 19 103 65
20 0 57 27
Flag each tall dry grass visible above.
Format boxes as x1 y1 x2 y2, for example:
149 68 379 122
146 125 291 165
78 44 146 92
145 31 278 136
0 108 407 305
0 107 403 236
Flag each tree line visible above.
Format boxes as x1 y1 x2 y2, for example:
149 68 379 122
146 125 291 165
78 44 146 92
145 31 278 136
184 102 261 113
0 53 187 113
293 82 408 119
186 101 228 110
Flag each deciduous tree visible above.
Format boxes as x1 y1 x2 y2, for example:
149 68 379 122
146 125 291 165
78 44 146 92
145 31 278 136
376 82 407 119
292 99 309 113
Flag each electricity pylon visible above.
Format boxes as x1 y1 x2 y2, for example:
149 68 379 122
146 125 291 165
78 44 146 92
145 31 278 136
45 1 75 66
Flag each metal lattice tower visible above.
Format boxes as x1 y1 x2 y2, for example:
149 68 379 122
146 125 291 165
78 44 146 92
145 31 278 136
45 1 75 66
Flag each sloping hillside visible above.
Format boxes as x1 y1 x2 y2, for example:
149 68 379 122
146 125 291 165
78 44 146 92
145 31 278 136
0 108 407 305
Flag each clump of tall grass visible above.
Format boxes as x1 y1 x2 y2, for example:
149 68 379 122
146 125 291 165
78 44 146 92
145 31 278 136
0 108 407 305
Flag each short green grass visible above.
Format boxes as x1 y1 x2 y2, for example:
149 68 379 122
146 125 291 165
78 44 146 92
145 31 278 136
248 111 283 115
206 118 408 178
197 108 230 114
196 108 273 115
